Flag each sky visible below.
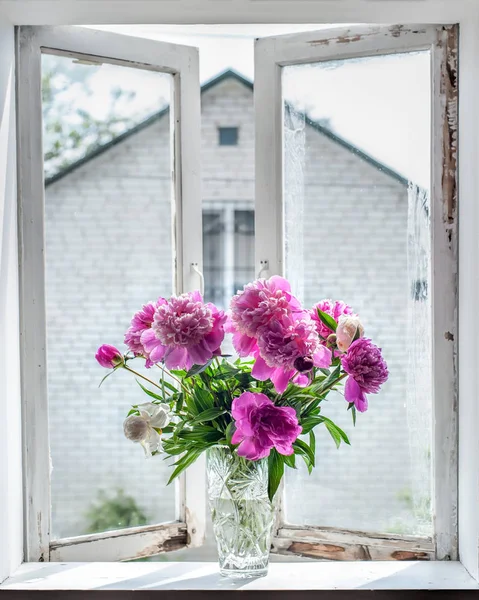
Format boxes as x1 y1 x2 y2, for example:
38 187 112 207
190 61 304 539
72 24 431 187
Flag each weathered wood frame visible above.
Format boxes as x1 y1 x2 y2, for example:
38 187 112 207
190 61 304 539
255 24 458 561
16 25 206 562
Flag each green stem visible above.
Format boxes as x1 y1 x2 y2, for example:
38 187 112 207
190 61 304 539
154 363 190 395
322 372 347 394
122 365 164 391
215 356 235 403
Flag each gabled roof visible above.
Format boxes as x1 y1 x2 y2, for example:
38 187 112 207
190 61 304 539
45 68 407 187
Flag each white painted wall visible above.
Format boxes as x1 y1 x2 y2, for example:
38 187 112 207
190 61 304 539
0 17 23 584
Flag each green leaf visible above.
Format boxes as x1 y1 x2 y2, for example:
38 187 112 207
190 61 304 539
214 368 241 381
186 359 214 377
322 417 351 448
135 380 165 402
190 407 227 424
300 416 325 434
293 438 315 468
316 308 337 333
351 406 357 427
126 408 139 417
315 364 341 394
268 449 284 501
170 369 187 378
325 422 341 448
160 379 179 394
178 427 223 443
175 392 184 413
167 449 202 485
282 453 296 469
225 421 236 445
193 387 214 412
309 430 316 457
98 368 116 387
234 372 254 387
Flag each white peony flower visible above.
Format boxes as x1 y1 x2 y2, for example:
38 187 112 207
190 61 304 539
123 402 171 458
336 315 364 353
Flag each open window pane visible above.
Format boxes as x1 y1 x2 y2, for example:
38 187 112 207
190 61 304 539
282 51 432 536
43 54 177 539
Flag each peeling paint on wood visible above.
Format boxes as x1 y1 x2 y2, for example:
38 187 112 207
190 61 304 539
337 35 362 44
390 550 430 561
439 25 458 226
272 526 434 562
431 23 458 561
308 25 427 48
49 522 188 562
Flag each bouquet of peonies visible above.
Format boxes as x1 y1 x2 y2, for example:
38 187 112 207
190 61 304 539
96 276 388 500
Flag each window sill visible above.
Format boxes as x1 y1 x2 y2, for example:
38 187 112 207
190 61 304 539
1 561 477 596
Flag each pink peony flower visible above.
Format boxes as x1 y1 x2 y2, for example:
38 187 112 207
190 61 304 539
252 314 332 394
311 299 355 341
341 338 389 412
95 344 124 369
124 299 162 359
230 276 301 338
231 391 302 460
140 291 226 371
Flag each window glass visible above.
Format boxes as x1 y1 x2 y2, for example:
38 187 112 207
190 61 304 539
218 126 239 146
282 51 432 536
203 206 255 310
43 53 177 539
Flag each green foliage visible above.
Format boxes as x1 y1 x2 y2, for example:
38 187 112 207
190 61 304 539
116 352 354 503
316 308 337 334
42 55 141 178
268 449 285 500
85 489 148 534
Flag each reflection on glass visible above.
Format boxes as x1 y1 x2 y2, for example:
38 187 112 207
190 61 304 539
282 52 432 535
203 204 255 310
43 53 176 539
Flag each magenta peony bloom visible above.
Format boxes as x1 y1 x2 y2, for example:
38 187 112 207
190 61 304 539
230 276 302 338
140 291 226 371
231 391 302 460
341 338 389 412
124 299 161 359
311 299 354 341
252 314 332 394
95 344 124 369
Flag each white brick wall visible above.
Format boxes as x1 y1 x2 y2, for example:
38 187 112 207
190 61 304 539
45 74 430 542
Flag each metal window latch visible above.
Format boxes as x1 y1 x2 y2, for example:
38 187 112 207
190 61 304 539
191 263 205 296
257 259 269 279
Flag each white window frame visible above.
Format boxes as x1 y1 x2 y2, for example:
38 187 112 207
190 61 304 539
2 2 479 587
16 25 206 562
254 24 458 561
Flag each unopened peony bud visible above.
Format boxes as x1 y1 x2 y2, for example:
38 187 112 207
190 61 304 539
123 415 149 442
95 344 124 369
336 315 364 353
294 355 314 373
326 334 337 347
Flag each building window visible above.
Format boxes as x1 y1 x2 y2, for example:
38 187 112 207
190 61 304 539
203 205 255 310
218 126 239 146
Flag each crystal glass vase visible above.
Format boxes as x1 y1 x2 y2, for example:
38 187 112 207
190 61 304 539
206 446 275 579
